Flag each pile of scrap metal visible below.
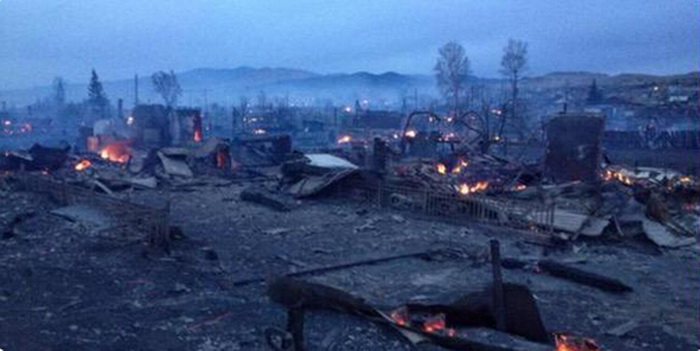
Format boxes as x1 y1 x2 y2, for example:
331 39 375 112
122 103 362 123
231 134 292 167
507 163 699 248
0 143 70 172
281 152 366 198
1 137 241 193
389 149 537 195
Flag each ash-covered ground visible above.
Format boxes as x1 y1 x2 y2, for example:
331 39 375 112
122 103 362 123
0 178 698 351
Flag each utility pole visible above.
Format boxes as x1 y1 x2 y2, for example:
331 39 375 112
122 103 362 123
134 74 139 107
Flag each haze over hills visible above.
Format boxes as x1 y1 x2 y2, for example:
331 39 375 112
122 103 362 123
1 66 697 107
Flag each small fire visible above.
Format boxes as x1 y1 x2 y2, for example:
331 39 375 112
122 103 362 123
456 181 489 195
452 158 468 174
436 163 447 175
554 333 600 351
405 129 417 138
74 159 92 171
390 306 410 327
99 141 131 163
678 176 692 183
216 149 228 169
337 135 352 144
193 129 202 142
422 313 446 333
603 169 633 185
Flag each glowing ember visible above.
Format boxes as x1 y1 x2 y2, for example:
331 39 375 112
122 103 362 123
405 129 417 138
390 306 410 327
603 169 633 185
74 159 92 171
456 181 489 195
193 129 202 142
452 158 469 174
436 163 447 175
337 135 352 144
216 150 228 169
422 313 446 333
443 132 457 141
99 141 131 163
554 333 600 351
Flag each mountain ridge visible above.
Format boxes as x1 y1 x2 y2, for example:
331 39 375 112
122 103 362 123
1 66 697 106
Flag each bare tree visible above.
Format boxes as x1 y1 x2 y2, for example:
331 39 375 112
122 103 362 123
152 70 182 143
500 39 528 136
434 41 471 116
151 70 182 108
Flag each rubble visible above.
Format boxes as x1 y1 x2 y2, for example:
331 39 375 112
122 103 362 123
0 111 698 350
240 188 291 212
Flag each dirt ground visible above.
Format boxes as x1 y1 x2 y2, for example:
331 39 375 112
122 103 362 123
0 178 698 350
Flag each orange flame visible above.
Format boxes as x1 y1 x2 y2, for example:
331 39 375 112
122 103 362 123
451 158 468 174
554 333 600 351
456 181 489 195
405 129 417 138
436 163 447 175
99 141 131 163
193 129 202 142
216 149 228 169
74 159 92 171
390 306 410 327
337 135 352 144
603 169 633 185
422 313 446 333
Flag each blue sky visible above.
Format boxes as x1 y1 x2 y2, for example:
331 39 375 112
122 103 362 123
1 0 698 89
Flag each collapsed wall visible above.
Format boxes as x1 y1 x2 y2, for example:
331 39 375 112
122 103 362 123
545 113 605 183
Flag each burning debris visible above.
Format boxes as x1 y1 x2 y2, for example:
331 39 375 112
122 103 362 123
455 180 489 195
0 105 698 350
554 333 600 351
74 159 92 171
99 140 132 163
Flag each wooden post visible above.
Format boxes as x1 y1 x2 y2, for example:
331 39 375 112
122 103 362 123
287 307 305 351
490 239 506 331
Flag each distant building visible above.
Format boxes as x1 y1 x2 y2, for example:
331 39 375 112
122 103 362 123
352 110 403 130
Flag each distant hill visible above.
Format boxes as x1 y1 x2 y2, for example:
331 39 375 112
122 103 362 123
0 66 696 106
523 71 700 90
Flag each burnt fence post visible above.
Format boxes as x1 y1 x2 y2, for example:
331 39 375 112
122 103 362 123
490 239 506 331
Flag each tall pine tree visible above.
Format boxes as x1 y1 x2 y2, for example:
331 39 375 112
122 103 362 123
586 79 603 105
53 77 66 106
87 69 109 118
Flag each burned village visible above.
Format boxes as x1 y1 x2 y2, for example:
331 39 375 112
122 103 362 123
1 2 699 351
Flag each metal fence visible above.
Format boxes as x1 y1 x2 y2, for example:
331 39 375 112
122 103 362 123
337 178 555 233
14 173 170 250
